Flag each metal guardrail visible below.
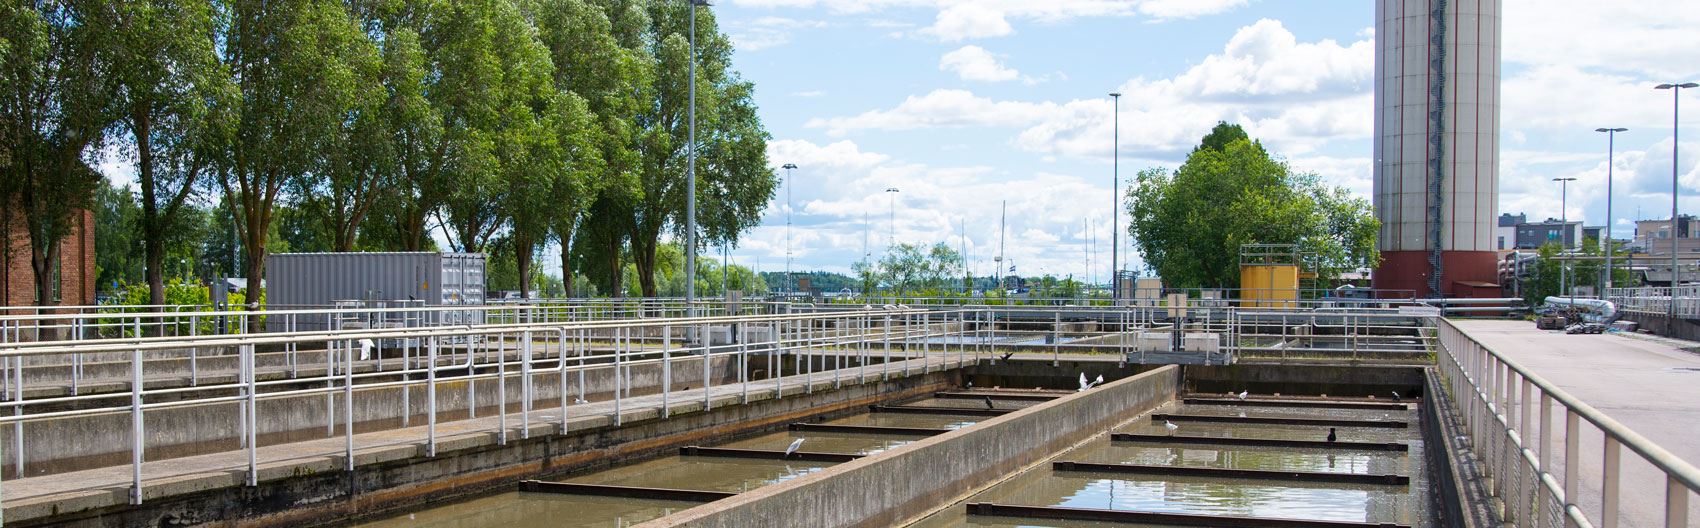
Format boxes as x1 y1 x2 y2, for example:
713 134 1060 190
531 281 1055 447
0 307 977 511
1436 318 1697 527
1607 286 1700 318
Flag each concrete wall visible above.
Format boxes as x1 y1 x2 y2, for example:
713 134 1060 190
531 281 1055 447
10 367 960 527
1618 311 1700 342
637 364 1181 528
1184 364 1425 397
2 353 746 478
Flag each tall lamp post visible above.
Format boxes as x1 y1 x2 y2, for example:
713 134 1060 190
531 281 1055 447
1595 127 1627 293
1656 82 1697 316
684 0 710 315
1554 177 1577 302
1109 92 1121 299
782 163 797 294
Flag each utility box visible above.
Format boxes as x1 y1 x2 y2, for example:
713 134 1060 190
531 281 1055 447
1239 244 1301 308
265 252 487 332
1182 333 1221 354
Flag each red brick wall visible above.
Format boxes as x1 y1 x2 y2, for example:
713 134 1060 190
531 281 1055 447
2 207 96 311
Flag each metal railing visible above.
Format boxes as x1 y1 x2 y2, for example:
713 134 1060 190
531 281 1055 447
1436 318 1697 527
1606 286 1700 318
0 307 981 511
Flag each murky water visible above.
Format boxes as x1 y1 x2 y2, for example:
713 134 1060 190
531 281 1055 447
908 399 1431 528
357 492 696 528
358 397 981 527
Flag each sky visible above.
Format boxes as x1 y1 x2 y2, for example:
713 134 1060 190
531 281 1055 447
95 0 1700 285
697 0 1700 283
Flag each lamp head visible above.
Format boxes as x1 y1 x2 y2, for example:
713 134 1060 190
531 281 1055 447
781 163 797 170
1109 92 1121 98
1595 127 1627 133
885 187 899 193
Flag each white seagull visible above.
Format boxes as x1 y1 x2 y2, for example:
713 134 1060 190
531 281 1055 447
1237 390 1248 401
358 338 375 361
1164 420 1179 436
1078 372 1090 392
784 438 806 458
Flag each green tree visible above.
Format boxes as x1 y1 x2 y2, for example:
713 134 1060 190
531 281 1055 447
0 1 117 306
216 0 381 291
93 180 142 294
531 0 644 298
107 0 236 304
360 25 446 252
627 3 775 297
1127 127 1379 290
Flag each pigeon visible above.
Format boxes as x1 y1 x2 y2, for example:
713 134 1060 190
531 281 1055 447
358 338 375 361
784 438 805 458
1164 420 1178 436
984 397 997 410
1391 391 1402 402
1326 427 1338 443
1236 390 1248 401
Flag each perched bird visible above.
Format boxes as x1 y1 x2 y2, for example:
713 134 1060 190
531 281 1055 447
358 338 375 361
882 304 897 310
1091 375 1105 389
1237 390 1249 401
1326 427 1338 443
1164 420 1179 436
1391 391 1402 403
574 397 589 405
1078 372 1090 392
966 381 973 389
984 397 997 410
785 438 806 458
862 305 873 311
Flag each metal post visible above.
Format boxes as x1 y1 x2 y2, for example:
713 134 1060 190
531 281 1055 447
428 337 437 456
1667 474 1691 528
614 328 624 426
685 0 701 319
345 340 355 471
1564 411 1581 528
1602 436 1621 528
662 324 672 418
130 347 143 505
1110 91 1121 297
701 323 711 410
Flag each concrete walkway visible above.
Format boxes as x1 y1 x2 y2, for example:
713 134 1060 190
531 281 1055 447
1451 319 1700 527
0 353 972 523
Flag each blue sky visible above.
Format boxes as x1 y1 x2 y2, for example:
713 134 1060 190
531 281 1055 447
694 0 1700 282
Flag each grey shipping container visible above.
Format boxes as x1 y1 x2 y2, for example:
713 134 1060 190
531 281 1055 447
265 252 487 332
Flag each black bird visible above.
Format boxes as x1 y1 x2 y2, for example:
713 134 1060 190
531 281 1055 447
984 396 997 410
1391 391 1402 402
999 351 1016 362
1326 427 1338 443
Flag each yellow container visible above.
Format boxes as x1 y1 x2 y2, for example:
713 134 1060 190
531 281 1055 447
1240 264 1299 308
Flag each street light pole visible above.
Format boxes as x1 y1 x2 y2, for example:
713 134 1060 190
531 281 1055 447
1596 127 1627 293
782 163 797 294
684 0 709 315
1555 177 1576 302
1109 92 1121 299
1656 82 1697 315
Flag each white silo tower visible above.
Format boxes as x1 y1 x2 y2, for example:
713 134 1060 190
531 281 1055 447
1371 0 1502 298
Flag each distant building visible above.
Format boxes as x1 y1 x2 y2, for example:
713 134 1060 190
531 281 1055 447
1494 213 1524 250
2 207 96 310
1634 215 1700 246
1514 218 1582 250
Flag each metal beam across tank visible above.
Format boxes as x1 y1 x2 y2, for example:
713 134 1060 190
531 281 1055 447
932 391 1061 401
1152 413 1408 429
964 503 1415 528
1110 433 1408 452
1050 460 1411 486
1183 397 1409 411
677 446 863 463
517 480 735 502
868 405 1014 416
787 423 952 436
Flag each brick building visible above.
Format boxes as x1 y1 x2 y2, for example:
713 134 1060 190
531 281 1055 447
2 208 96 311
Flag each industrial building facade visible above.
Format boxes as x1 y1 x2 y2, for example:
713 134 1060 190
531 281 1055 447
1371 0 1502 298
0 208 96 311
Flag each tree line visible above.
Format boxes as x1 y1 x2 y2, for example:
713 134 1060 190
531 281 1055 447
1 0 775 307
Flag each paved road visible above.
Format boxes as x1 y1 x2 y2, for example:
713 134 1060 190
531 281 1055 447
1452 319 1700 527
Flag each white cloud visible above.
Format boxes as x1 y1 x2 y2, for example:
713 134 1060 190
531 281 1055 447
729 16 826 51
746 139 1135 278
791 90 827 97
922 5 1013 41
1137 0 1247 21
938 45 1020 82
812 19 1373 157
1503 0 1700 79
